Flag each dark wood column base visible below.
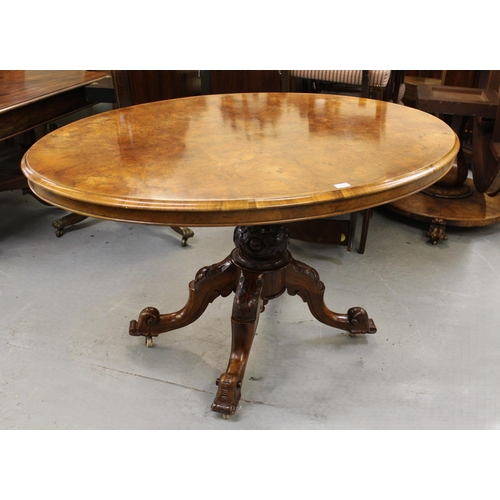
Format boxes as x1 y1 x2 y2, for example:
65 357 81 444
129 225 377 417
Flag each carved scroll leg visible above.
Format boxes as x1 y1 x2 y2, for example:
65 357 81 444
52 213 88 237
212 271 264 418
129 255 239 346
285 258 376 334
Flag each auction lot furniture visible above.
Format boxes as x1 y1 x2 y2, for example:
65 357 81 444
21 93 458 418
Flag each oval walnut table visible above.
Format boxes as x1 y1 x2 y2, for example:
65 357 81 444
21 93 459 418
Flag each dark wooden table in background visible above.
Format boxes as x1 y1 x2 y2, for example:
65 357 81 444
0 70 110 191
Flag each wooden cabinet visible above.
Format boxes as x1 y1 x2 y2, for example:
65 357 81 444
403 71 500 107
404 70 482 88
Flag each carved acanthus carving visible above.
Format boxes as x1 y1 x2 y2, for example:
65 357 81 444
234 225 289 259
232 274 264 322
423 184 472 199
194 258 234 287
290 261 324 291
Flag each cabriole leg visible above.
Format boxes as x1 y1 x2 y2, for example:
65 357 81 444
129 255 238 344
211 270 264 418
285 258 376 334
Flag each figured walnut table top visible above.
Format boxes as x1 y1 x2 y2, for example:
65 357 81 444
21 93 459 226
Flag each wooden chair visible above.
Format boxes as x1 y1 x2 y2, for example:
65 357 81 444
53 71 201 245
280 70 405 253
282 70 405 104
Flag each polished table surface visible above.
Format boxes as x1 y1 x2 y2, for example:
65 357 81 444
22 93 459 226
0 70 110 141
21 93 459 418
1 70 110 194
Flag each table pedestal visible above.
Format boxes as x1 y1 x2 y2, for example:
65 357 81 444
129 224 377 418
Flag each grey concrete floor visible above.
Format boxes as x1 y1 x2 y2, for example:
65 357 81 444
2 180 500 430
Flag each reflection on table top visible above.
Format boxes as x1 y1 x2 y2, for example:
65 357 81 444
22 92 459 226
0 70 109 112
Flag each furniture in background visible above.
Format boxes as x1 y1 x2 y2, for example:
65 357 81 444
112 70 202 105
204 70 282 94
280 70 405 253
403 71 500 107
0 70 110 195
85 70 283 105
21 93 458 418
282 70 405 104
473 90 500 196
389 73 500 243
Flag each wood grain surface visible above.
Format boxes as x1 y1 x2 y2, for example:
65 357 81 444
21 93 459 226
0 70 110 141
0 70 109 111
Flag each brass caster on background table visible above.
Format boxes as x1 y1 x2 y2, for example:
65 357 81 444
427 218 448 245
145 336 154 348
52 213 88 237
171 226 194 247
52 214 194 247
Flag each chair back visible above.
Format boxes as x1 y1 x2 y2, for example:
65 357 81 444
281 70 404 103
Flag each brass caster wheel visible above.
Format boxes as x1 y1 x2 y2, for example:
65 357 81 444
181 238 188 247
145 336 154 348
56 229 64 238
222 414 231 420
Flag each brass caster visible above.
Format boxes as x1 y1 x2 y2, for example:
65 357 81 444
427 218 448 245
222 414 230 420
171 226 194 246
145 336 154 348
56 229 64 238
